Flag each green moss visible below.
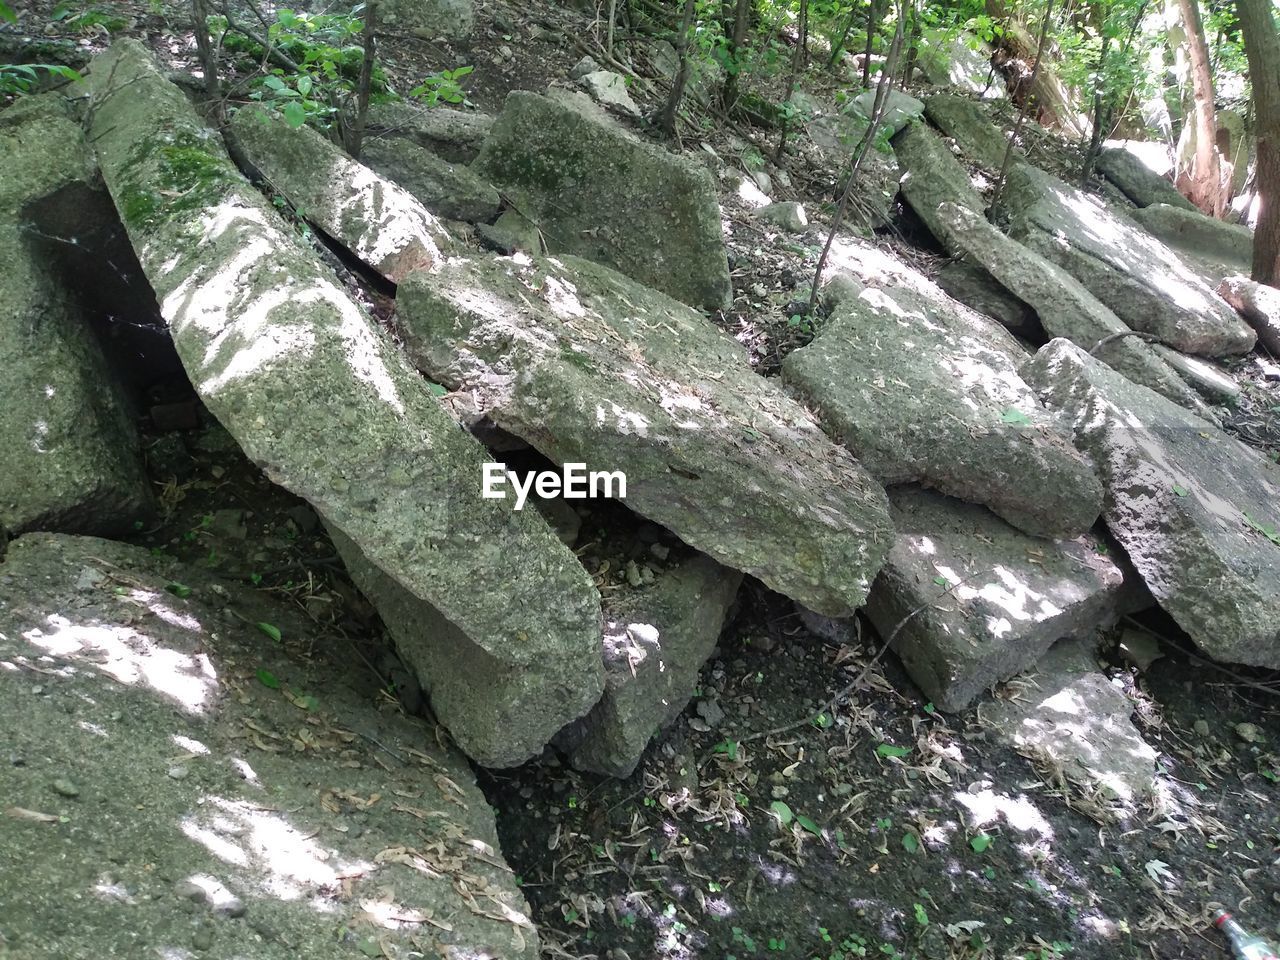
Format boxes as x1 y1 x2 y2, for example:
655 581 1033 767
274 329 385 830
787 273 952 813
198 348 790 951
116 130 237 234
119 189 159 228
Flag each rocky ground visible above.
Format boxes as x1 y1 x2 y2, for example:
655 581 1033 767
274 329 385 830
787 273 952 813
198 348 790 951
4 0 1280 958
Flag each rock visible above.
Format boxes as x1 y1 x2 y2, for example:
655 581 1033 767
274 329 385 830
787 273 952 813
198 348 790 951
1150 345 1242 404
751 169 773 195
1193 718 1210 736
983 638 1158 813
1003 164 1255 357
578 70 641 118
88 41 604 766
229 104 451 283
359 137 500 223
473 91 732 311
364 103 494 163
0 96 153 537
781 268 1103 539
936 261 1042 341
397 252 894 616
1217 275 1280 355
51 777 80 798
933 201 1216 416
377 0 472 38
1023 339 1280 668
555 555 742 777
1096 147 1196 211
1129 203 1254 277
923 94 1013 170
917 30 1003 98
850 88 924 135
475 208 542 254
0 533 536 958
325 526 599 766
1235 721 1261 743
866 487 1131 712
892 120 985 250
754 201 808 233
570 55 599 79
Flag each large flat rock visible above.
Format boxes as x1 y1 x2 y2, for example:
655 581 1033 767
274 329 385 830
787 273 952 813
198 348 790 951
230 103 452 283
1096 146 1196 211
981 638 1158 816
365 102 493 163
781 267 1103 539
0 95 152 536
473 91 732 311
923 93 1014 170
1129 202 1254 278
892 120 985 252
1217 275 1280 355
866 487 1131 712
1004 164 1255 357
934 201 1215 416
360 136 500 223
396 252 894 617
88 41 604 765
0 533 536 960
556 552 742 777
1024 339 1280 667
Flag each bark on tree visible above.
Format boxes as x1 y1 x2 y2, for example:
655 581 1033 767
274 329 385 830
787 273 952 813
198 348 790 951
659 0 697 137
722 0 751 110
1174 0 1229 216
1235 0 1280 284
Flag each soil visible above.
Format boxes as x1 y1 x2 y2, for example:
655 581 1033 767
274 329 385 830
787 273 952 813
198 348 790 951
7 1 1280 958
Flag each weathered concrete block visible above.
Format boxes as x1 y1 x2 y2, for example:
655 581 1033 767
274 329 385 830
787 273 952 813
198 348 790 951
397 252 894 617
0 532 536 958
556 553 742 777
782 270 1103 539
0 96 152 536
866 487 1131 712
1024 339 1280 668
230 103 451 282
474 91 732 311
88 41 604 766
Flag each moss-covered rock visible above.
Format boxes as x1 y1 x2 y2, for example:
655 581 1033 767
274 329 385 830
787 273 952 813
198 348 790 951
0 95 152 535
473 91 732 312
87 40 604 769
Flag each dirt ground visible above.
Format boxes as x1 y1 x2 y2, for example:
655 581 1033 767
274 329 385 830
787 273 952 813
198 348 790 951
9 0 1280 956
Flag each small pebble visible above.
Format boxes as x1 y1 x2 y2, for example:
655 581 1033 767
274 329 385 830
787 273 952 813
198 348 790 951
52 778 79 798
649 543 670 562
168 765 189 781
1193 719 1210 736
1235 722 1261 743
771 785 789 799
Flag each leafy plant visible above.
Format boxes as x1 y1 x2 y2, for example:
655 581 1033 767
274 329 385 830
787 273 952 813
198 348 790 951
0 63 81 95
410 65 473 106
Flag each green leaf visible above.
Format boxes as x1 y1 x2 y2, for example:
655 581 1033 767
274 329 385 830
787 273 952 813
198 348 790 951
970 833 993 853
902 832 920 854
1000 407 1032 426
165 581 192 598
876 743 910 758
257 622 282 643
769 800 794 826
1171 482 1189 497
282 101 307 128
913 902 929 926
296 74 313 96
795 814 821 836
0 0 17 23
932 575 947 586
426 382 448 397
256 667 281 688
295 694 319 710
263 75 288 91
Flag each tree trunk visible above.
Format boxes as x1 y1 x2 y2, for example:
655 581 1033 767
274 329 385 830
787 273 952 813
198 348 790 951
722 0 751 109
1235 0 1280 284
346 0 377 159
773 0 809 162
990 0 1056 214
1174 0 1229 215
659 0 697 137
862 0 884 88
